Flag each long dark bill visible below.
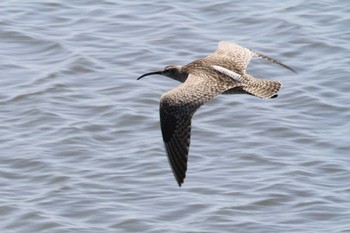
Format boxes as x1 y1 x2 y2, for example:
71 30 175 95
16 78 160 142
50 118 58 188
137 71 163 80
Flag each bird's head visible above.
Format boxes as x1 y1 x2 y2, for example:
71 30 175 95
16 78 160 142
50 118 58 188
137 65 188 83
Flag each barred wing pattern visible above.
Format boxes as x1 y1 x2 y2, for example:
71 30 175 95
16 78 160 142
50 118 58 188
205 41 296 74
159 74 233 186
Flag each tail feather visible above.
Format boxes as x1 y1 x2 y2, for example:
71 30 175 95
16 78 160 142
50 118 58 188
242 75 282 99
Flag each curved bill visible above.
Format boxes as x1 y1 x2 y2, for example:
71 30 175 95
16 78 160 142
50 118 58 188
137 71 163 80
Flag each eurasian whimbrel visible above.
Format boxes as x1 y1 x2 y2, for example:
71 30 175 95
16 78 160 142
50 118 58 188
138 41 296 187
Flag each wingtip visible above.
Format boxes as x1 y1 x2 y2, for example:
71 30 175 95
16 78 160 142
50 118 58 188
251 49 298 74
283 64 298 74
289 67 298 74
176 177 184 187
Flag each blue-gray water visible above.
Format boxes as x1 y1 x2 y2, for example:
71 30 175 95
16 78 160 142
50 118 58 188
1 1 349 232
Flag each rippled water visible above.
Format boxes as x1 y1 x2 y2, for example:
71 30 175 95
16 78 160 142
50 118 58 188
1 1 349 232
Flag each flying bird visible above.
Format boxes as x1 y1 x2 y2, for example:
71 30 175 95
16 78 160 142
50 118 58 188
137 41 296 186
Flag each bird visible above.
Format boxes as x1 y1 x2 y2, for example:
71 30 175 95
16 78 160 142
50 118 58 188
137 41 296 187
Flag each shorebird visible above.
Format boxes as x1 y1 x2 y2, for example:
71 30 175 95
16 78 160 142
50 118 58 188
138 41 296 187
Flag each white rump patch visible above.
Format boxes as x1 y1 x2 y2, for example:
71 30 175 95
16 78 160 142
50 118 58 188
212 65 244 83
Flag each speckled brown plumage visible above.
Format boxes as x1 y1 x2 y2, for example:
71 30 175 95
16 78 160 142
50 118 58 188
138 41 295 186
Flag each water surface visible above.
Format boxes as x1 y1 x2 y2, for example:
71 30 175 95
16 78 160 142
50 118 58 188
0 1 349 232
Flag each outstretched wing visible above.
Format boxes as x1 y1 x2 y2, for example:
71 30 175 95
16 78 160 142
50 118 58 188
204 41 296 74
160 104 191 187
159 74 233 186
204 41 254 74
250 49 297 73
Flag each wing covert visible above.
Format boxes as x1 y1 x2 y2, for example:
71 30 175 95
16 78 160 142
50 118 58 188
159 74 232 186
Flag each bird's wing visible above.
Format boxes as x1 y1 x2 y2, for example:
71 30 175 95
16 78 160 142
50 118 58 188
204 41 255 74
250 49 297 73
204 41 296 74
159 74 233 186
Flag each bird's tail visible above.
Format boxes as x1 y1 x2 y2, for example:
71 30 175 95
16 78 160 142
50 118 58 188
243 75 282 99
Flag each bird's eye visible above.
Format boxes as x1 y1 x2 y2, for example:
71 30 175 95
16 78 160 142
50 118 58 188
164 66 173 72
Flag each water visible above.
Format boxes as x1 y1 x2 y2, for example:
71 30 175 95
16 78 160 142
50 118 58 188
0 0 349 232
